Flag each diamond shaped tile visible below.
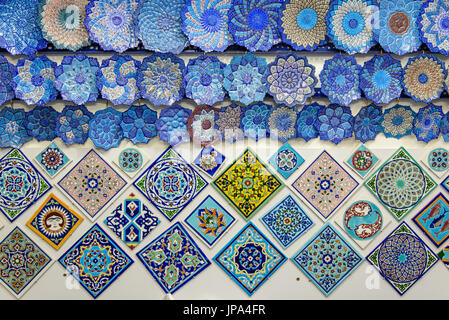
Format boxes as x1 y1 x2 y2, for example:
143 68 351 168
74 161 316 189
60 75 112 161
58 224 133 299
192 146 226 178
365 147 437 221
137 222 211 294
366 222 438 295
34 141 72 178
345 144 379 178
104 192 160 249
113 147 148 178
183 195 236 248
260 194 314 249
133 147 208 221
214 222 287 296
268 142 304 179
292 150 359 220
413 193 449 247
421 147 449 179
0 227 52 298
213 148 283 221
26 193 83 250
291 222 363 296
58 149 127 221
0 148 52 222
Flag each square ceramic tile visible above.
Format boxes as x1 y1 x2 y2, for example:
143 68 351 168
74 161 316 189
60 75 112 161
365 147 437 221
260 194 314 249
113 147 148 178
192 147 226 178
58 149 127 221
268 142 304 179
214 222 286 296
292 150 359 221
183 195 236 248
0 227 52 298
0 148 52 222
438 247 449 269
34 141 72 178
213 148 283 221
291 222 363 296
133 147 208 221
104 192 160 249
413 193 449 247
333 198 392 249
345 144 379 179
26 193 83 250
441 174 449 194
421 147 449 179
59 224 134 299
137 222 211 294
366 222 438 296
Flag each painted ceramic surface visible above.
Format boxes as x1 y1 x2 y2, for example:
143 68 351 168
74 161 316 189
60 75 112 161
365 147 437 221
413 193 449 247
260 194 314 249
0 227 52 298
214 222 287 296
345 145 379 178
292 150 358 220
0 149 52 222
26 193 83 250
183 195 236 247
35 141 71 178
291 222 363 296
192 147 226 178
268 142 304 179
58 223 134 298
133 147 208 221
213 148 283 221
104 193 160 249
58 149 127 221
137 222 211 294
366 222 438 295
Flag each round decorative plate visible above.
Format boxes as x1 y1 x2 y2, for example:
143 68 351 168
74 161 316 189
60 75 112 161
278 0 329 51
428 148 449 172
118 148 143 173
418 0 449 55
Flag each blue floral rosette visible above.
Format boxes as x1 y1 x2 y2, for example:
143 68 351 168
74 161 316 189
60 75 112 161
89 107 124 150
376 0 422 55
85 0 139 52
326 0 378 54
0 0 47 55
266 53 317 107
12 55 58 106
353 104 383 143
215 103 245 143
314 103 353 145
155 104 191 146
320 54 361 106
137 53 185 106
0 107 31 148
296 103 324 142
55 54 100 105
360 55 403 105
419 0 449 56
184 55 225 106
120 104 157 144
240 102 271 141
182 0 233 52
56 105 93 145
97 54 140 106
228 0 282 52
381 104 415 139
267 105 298 142
278 0 329 51
0 56 17 106
403 54 447 103
413 103 443 143
136 0 188 54
25 105 58 141
223 53 268 106
39 0 91 51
